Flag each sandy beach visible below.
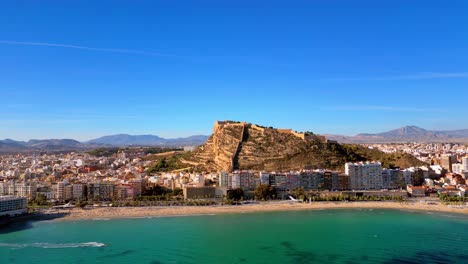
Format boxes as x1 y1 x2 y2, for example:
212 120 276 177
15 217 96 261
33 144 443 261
50 201 468 221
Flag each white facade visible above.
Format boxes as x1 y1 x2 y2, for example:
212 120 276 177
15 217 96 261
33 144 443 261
231 173 241 189
0 182 37 200
452 163 464 174
345 162 382 190
72 184 84 200
37 191 55 200
56 182 65 200
227 171 256 190
0 196 27 216
219 172 231 188
462 157 468 172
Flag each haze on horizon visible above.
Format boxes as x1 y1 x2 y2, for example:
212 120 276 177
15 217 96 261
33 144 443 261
1 1 468 141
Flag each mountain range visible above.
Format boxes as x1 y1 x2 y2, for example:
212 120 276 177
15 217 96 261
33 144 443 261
326 126 468 143
85 134 209 146
0 134 209 153
1 125 467 153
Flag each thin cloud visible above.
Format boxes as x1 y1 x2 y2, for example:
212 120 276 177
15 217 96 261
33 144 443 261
0 114 144 124
324 72 468 82
322 106 446 113
0 40 293 67
0 40 185 58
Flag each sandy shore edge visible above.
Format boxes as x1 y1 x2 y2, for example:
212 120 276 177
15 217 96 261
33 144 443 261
44 201 468 221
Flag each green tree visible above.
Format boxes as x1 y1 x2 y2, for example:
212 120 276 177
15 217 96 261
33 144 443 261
227 188 244 201
143 184 170 196
172 187 183 197
255 184 277 201
291 187 308 201
34 193 49 206
76 201 88 208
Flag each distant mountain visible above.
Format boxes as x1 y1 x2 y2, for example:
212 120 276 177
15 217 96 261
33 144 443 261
0 139 88 153
27 139 84 148
0 134 210 153
165 135 211 146
86 134 209 147
1 139 25 144
327 126 468 143
86 134 165 146
0 141 28 152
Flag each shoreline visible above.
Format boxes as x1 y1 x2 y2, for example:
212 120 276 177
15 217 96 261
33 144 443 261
42 201 468 221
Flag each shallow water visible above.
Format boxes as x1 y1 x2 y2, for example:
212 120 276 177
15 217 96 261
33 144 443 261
0 209 467 264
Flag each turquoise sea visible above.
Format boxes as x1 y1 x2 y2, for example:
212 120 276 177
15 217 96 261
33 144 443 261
0 209 467 264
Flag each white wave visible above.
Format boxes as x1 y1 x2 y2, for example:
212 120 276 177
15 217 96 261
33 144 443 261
0 242 106 249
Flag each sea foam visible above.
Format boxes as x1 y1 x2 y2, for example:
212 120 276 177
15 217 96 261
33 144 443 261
0 242 106 249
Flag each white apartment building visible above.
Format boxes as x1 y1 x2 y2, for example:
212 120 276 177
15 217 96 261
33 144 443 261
219 172 231 189
72 184 85 200
226 171 256 190
37 191 55 200
64 185 73 201
56 182 65 201
345 162 382 190
462 157 468 172
452 163 464 174
0 182 37 200
402 169 414 185
0 196 27 216
231 173 241 189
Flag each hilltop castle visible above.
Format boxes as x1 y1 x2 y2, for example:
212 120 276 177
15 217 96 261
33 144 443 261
214 120 327 143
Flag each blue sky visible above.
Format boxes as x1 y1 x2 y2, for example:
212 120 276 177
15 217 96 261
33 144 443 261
1 0 468 141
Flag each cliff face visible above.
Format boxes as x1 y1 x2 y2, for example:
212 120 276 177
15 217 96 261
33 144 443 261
182 121 426 172
184 121 328 172
186 122 246 172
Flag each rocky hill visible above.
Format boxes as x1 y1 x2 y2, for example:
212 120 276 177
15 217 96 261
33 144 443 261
180 121 426 172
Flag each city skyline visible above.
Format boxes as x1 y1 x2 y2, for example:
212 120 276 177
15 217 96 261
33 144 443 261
2 1 468 140
2 124 468 143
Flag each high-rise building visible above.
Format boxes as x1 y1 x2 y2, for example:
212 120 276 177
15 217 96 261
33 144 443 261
219 172 230 188
286 173 301 190
231 173 240 189
322 171 333 191
402 169 413 185
331 172 348 191
452 163 464 174
64 185 73 201
345 162 382 190
259 172 270 185
56 182 65 201
72 184 85 200
0 182 37 200
272 173 287 191
462 157 468 172
0 196 27 216
0 182 8 195
440 155 456 172
230 171 256 190
87 182 115 201
15 183 37 200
